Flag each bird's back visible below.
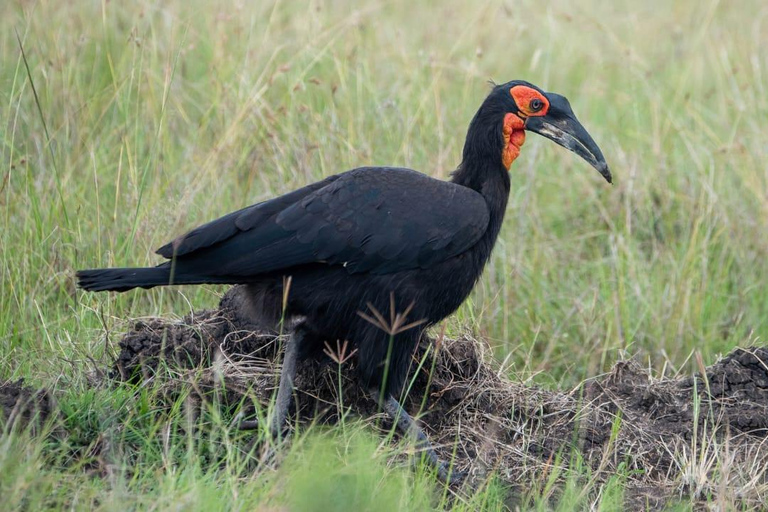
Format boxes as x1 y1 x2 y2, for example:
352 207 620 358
158 167 491 280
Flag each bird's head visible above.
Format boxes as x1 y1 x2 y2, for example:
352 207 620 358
466 80 611 183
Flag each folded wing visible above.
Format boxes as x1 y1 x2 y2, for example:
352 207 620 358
159 167 490 278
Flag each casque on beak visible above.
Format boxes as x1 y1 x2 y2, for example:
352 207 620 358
524 93 612 183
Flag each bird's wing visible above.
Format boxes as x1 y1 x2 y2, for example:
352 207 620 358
155 174 341 258
160 167 490 276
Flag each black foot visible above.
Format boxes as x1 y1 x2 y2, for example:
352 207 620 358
233 416 288 441
238 419 260 430
436 462 465 485
371 387 463 485
231 411 260 431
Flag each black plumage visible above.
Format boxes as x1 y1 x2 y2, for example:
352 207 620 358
77 80 610 481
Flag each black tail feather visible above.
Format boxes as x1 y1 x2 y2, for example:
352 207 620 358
76 266 247 292
76 267 173 292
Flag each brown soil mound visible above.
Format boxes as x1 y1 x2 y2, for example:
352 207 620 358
107 286 768 508
3 286 767 509
0 379 57 434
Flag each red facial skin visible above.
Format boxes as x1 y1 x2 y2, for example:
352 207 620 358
502 113 525 169
501 85 550 169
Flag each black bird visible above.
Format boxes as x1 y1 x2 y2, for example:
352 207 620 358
77 80 610 481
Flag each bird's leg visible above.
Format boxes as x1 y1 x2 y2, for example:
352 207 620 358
270 328 301 439
370 387 462 484
238 328 301 438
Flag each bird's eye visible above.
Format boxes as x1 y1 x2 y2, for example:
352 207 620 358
529 98 543 112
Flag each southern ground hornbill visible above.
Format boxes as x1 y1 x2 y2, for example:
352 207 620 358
77 80 611 482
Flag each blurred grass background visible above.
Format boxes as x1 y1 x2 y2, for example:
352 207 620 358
1 0 767 509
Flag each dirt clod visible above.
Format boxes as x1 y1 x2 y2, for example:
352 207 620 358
0 379 57 434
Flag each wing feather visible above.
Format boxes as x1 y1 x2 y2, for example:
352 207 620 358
161 167 490 277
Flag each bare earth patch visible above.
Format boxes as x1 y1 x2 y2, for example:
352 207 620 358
2 286 767 509
0 379 58 435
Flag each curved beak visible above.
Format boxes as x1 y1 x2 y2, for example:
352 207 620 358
524 93 612 183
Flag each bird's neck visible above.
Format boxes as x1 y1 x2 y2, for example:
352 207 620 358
451 156 511 255
450 107 522 268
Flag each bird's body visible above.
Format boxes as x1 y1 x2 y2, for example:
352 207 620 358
79 164 508 395
77 80 610 481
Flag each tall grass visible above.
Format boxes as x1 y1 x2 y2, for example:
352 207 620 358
1 0 767 508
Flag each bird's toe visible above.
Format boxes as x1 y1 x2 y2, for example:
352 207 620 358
438 462 466 485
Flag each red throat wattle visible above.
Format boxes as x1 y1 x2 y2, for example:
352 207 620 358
502 113 526 169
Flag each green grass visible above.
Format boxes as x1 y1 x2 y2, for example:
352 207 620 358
2 0 767 509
